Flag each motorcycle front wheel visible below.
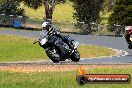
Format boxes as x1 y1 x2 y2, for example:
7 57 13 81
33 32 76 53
46 48 60 63
70 50 80 62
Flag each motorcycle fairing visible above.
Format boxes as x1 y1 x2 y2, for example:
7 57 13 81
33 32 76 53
40 38 47 45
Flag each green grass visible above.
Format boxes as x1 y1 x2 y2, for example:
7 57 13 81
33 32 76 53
27 18 43 24
26 18 75 29
20 1 75 29
22 1 110 24
19 0 121 36
78 44 115 58
0 35 48 62
0 67 131 88
0 35 115 62
20 1 117 34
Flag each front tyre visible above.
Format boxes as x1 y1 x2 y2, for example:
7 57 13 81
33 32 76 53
71 50 80 62
46 49 60 63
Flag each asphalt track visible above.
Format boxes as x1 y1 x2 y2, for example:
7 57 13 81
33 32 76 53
0 29 132 64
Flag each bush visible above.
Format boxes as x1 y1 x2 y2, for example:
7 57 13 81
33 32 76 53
0 0 25 16
108 0 132 25
70 0 103 34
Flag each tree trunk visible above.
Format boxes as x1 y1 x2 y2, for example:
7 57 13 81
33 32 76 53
44 3 55 20
45 7 53 19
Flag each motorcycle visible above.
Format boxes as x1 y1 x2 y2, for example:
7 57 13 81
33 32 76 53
125 27 132 49
34 27 80 63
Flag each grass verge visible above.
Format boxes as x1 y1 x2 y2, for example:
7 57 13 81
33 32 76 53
0 67 131 88
0 35 115 62
0 27 19 30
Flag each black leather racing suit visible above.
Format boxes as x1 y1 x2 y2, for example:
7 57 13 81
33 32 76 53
124 31 132 45
39 27 74 50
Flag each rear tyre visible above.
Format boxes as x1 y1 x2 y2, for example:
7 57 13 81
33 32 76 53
71 50 80 62
46 49 60 63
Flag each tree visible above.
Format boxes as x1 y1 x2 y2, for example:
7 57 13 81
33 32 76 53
108 0 132 25
70 0 103 34
102 0 115 12
22 0 66 20
0 0 24 16
70 0 103 24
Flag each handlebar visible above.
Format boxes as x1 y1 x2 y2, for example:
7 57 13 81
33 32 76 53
33 40 39 44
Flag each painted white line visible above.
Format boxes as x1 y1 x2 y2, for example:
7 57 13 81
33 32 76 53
122 51 129 56
81 47 129 60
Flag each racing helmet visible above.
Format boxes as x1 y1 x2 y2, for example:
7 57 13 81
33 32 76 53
125 26 132 34
42 19 52 31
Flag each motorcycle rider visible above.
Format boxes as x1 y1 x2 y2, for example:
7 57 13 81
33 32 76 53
124 26 132 49
40 19 74 51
